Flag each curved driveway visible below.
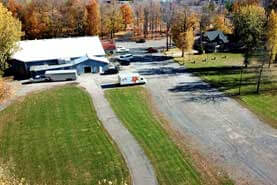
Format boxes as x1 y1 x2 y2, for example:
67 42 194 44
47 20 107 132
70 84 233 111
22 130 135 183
1 77 158 185
116 40 277 185
79 75 158 185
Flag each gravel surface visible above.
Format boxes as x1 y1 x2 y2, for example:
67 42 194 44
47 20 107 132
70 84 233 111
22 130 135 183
116 40 277 185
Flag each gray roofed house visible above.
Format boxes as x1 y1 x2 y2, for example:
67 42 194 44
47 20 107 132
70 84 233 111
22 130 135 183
203 30 229 44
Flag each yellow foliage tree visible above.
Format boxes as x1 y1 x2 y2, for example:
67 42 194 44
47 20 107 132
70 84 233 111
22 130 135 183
181 28 194 52
0 2 22 70
213 14 233 34
233 5 266 67
100 1 124 39
267 10 277 67
172 10 198 57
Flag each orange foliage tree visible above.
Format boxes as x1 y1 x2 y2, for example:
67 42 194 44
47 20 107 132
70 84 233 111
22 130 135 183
7 0 21 17
120 4 133 30
23 2 48 39
86 0 100 35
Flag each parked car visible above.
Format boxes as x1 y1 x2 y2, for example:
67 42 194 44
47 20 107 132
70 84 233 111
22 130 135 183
100 65 119 75
115 54 133 62
116 46 130 53
146 47 158 53
30 75 49 83
136 38 146 43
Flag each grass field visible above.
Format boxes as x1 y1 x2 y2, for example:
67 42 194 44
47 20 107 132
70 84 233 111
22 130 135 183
174 53 277 128
0 86 130 185
105 87 233 185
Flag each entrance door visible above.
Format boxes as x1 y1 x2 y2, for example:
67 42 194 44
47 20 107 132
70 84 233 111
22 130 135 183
84 67 91 73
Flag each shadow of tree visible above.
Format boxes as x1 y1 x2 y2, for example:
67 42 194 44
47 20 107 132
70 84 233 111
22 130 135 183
168 81 228 104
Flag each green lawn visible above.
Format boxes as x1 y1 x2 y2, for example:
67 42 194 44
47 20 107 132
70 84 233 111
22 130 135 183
105 87 232 185
0 86 130 185
175 53 277 128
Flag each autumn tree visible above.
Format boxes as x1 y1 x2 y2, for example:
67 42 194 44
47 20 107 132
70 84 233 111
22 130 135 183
24 3 45 39
213 14 233 34
172 8 198 57
232 0 260 13
266 10 277 68
61 0 87 36
0 2 22 70
175 29 194 55
86 0 100 35
7 0 22 18
233 5 266 67
46 0 65 38
22 0 59 39
120 4 133 30
100 0 124 39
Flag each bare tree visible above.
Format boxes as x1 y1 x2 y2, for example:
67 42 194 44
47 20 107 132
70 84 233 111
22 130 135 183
161 0 175 51
133 1 144 37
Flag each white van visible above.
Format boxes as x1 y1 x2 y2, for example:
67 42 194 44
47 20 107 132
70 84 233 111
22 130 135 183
118 73 147 86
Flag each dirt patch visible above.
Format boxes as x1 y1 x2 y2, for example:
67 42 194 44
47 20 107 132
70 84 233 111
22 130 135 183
0 79 12 104
143 88 252 185
0 160 29 185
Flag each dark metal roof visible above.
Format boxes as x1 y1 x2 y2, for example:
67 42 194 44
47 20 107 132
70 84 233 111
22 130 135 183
204 30 229 43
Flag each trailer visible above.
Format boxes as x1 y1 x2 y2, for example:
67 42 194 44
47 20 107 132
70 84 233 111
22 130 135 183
45 70 77 81
118 73 147 86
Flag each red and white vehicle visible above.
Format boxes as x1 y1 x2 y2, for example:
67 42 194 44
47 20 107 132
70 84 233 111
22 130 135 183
118 73 147 86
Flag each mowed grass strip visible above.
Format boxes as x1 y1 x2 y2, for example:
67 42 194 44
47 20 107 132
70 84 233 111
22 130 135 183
0 86 129 185
105 87 203 185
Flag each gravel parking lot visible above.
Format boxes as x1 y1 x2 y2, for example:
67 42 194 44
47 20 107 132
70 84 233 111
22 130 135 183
116 40 277 185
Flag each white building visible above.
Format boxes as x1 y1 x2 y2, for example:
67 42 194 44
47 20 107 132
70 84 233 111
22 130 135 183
11 36 109 79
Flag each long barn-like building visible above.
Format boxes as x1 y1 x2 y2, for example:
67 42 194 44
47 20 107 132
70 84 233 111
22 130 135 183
10 36 109 79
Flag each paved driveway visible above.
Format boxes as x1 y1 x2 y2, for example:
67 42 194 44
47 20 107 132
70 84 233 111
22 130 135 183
79 75 157 185
117 40 277 185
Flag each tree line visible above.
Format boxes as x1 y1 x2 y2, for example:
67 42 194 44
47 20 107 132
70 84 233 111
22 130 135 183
2 0 134 40
163 0 277 63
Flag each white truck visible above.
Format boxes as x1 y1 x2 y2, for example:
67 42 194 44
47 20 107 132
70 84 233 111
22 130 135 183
118 73 147 86
45 70 77 81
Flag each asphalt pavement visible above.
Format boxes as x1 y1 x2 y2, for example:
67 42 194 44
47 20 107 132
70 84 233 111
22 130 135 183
117 39 277 185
